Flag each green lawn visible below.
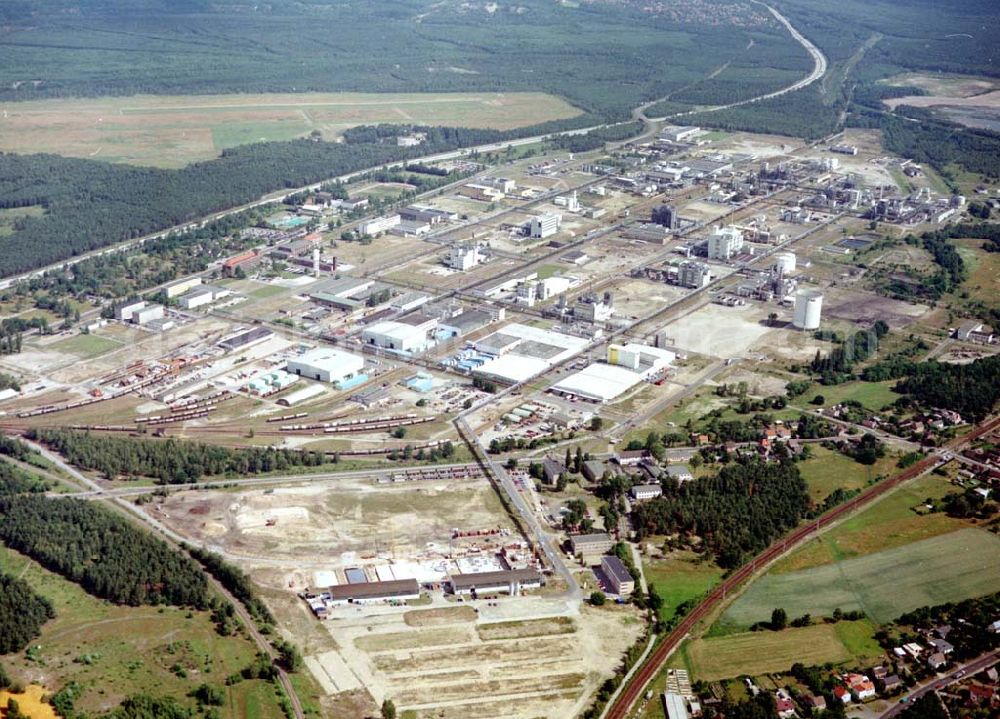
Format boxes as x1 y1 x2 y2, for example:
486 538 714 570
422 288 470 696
0 544 286 718
797 446 897 504
49 333 124 359
800 380 901 412
248 283 289 299
535 264 563 280
721 528 1000 628
643 553 724 619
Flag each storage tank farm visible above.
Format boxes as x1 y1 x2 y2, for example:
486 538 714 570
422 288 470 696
792 288 823 330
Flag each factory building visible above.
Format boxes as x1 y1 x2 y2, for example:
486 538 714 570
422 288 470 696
660 125 701 143
574 293 614 322
707 225 744 260
471 323 588 385
529 213 562 239
792 289 823 330
164 277 202 299
446 244 487 271
222 249 262 276
286 347 365 385
132 304 165 325
457 183 504 202
678 261 712 289
773 252 797 275
652 204 680 229
358 214 401 237
551 343 675 403
362 315 438 353
178 284 232 310
115 300 147 322
322 579 421 606
448 569 543 596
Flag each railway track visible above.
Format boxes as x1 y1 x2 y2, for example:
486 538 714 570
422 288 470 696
605 414 1000 719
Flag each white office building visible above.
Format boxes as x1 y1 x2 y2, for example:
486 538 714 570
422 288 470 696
447 244 486 271
707 225 744 260
529 213 562 239
358 214 401 237
678 261 711 288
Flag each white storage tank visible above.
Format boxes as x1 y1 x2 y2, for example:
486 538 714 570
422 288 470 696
793 289 823 330
774 251 796 274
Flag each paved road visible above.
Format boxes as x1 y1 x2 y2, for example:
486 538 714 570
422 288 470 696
456 416 583 602
642 2 828 123
877 650 1000 719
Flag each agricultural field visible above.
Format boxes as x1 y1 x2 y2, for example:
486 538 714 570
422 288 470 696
683 620 880 681
773 474 973 573
721 528 1000 629
0 544 286 718
0 92 582 168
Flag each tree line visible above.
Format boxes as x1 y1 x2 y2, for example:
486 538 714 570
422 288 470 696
632 458 810 568
187 547 275 626
0 495 208 607
28 429 330 483
0 571 55 654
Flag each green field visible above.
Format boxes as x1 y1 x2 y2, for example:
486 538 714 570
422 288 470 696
49 333 124 359
800 380 902 411
685 620 878 681
797 446 896 504
0 205 45 237
0 92 582 168
774 474 968 573
643 554 724 619
722 529 1000 629
0 544 285 718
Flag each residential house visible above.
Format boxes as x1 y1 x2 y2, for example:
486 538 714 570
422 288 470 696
929 638 954 655
845 673 876 701
880 675 903 693
802 694 826 712
927 652 947 670
833 686 850 705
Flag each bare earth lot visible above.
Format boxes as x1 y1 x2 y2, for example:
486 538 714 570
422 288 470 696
0 91 582 167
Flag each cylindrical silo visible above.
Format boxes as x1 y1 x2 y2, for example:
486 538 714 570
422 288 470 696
793 289 823 330
774 251 796 274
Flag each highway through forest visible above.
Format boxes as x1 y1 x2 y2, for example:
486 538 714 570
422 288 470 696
603 415 1000 719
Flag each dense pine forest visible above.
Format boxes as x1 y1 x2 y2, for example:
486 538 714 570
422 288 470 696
632 459 810 568
0 572 55 654
0 495 208 607
28 429 329 483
